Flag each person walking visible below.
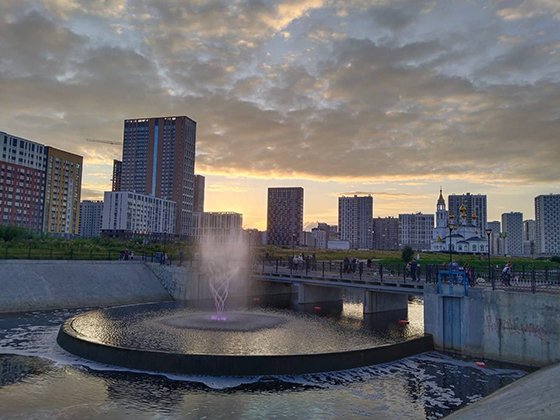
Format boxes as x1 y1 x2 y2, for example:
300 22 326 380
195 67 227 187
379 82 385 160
501 262 512 286
409 260 418 281
464 263 473 287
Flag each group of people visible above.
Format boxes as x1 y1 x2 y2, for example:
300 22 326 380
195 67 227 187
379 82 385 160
447 261 475 286
119 249 134 260
445 261 514 287
342 256 364 274
291 253 317 270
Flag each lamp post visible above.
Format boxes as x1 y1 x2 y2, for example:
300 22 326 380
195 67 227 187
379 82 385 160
448 223 456 263
485 228 492 288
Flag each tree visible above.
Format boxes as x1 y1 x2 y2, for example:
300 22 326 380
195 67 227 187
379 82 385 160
401 246 414 263
0 225 33 242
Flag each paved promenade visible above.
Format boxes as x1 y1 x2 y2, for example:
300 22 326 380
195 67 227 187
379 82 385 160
447 362 560 419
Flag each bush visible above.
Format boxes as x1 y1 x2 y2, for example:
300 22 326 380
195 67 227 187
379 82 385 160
401 246 414 263
0 225 33 242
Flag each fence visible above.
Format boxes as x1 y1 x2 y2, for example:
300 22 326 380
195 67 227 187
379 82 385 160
255 257 560 294
0 246 190 266
2 248 558 294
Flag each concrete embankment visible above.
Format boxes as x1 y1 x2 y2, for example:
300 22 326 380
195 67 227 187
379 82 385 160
424 284 560 366
0 260 172 313
446 362 560 419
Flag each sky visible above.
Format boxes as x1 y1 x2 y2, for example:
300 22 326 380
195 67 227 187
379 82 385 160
1 0 559 230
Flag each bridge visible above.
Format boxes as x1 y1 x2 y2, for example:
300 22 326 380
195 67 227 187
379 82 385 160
250 258 560 366
254 265 425 295
251 260 429 323
253 258 560 296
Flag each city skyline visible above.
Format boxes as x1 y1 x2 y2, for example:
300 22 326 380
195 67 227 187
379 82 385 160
1 1 559 229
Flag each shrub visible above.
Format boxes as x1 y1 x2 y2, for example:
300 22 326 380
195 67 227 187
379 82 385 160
401 246 414 263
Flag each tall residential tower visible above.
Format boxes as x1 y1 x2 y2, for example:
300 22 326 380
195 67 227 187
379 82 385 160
42 147 83 236
535 194 560 255
193 174 205 213
338 195 373 250
266 187 304 246
121 116 196 236
501 212 523 256
0 132 47 232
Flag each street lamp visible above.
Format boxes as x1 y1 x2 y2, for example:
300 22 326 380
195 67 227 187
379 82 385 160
448 222 456 263
485 228 492 287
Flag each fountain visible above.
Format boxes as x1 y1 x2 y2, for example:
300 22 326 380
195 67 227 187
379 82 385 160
200 233 247 321
56 235 432 376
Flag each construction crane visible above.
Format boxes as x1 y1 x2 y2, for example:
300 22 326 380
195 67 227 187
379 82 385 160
86 138 122 145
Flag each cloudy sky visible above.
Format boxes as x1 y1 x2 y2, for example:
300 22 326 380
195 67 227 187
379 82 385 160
1 0 559 229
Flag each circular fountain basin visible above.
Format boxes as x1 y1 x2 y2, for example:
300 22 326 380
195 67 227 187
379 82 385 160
57 302 432 376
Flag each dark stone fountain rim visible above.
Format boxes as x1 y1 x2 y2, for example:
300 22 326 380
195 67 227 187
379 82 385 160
57 306 433 376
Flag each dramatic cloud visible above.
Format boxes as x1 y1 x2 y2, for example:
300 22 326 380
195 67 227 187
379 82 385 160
0 0 558 225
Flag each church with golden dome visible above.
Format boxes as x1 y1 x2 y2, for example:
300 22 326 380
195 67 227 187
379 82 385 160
431 189 489 254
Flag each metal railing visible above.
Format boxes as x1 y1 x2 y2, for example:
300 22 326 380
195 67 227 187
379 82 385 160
0 246 191 266
254 257 560 294
1 248 558 294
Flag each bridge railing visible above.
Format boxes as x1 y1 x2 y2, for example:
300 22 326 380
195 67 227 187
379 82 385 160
254 257 437 285
254 257 560 294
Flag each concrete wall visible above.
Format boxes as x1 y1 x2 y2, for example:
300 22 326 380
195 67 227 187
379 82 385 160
146 262 204 301
364 291 408 314
425 284 560 366
0 260 172 313
147 262 264 308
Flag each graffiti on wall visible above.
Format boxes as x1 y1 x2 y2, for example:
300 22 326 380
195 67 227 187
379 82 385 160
485 315 550 341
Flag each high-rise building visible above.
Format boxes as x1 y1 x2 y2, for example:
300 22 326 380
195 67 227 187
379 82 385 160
310 228 328 248
112 160 122 191
42 147 83 236
372 217 399 250
121 116 196 237
487 221 501 255
191 211 242 242
338 195 373 250
0 132 47 232
448 193 487 233
101 191 176 239
79 200 104 238
535 194 560 255
266 187 304 246
398 213 434 251
524 220 536 241
501 212 523 256
523 219 536 256
193 174 205 213
317 222 338 241
244 228 266 246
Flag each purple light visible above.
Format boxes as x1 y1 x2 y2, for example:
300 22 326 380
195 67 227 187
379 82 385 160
210 314 228 321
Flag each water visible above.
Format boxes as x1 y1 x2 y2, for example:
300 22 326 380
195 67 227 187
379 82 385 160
199 234 248 318
0 302 529 419
67 303 404 355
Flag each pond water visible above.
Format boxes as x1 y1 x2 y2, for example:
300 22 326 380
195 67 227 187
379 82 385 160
0 301 528 419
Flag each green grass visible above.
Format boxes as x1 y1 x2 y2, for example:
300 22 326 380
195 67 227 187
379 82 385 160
258 246 560 271
0 238 558 272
